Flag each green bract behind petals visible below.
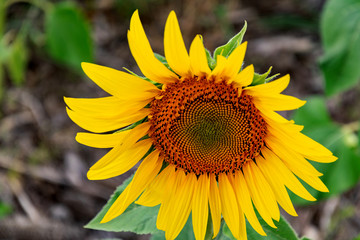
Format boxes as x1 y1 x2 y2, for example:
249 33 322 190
205 47 216 70
252 67 280 86
213 21 247 61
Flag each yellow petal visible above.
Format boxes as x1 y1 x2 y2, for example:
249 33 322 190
232 64 254 87
76 131 127 148
256 104 292 124
252 94 306 111
189 35 211 76
66 107 150 133
156 169 185 231
307 154 338 163
260 113 304 133
266 136 329 192
101 150 162 223
83 122 150 168
81 62 159 100
267 138 329 193
192 174 210 240
218 173 240 239
210 55 228 81
261 147 316 201
245 74 290 94
295 171 329 192
266 133 323 176
164 11 191 77
239 209 247 240
223 42 247 79
163 172 196 240
64 96 150 119
267 118 334 157
243 161 278 228
87 139 152 180
136 165 176 207
256 154 297 216
231 171 266 236
208 173 222 238
128 10 178 84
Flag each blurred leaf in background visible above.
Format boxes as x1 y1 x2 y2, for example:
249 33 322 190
45 2 93 72
320 0 360 96
291 97 360 205
6 34 28 86
0 201 12 219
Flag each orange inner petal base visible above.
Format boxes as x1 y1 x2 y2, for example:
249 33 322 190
149 77 267 175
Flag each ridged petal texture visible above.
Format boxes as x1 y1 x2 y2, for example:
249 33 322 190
65 10 337 240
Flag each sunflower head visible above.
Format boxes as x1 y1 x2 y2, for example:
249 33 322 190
65 10 337 240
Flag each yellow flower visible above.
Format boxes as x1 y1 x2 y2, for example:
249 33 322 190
65 10 337 240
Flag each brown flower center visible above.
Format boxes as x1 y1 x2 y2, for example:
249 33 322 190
149 77 267 175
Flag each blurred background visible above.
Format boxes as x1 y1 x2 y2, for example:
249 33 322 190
0 0 359 239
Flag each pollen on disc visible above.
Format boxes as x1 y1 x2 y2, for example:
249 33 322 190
149 77 267 175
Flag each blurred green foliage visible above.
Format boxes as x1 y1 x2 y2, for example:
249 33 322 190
0 201 12 219
45 2 93 71
0 0 93 95
320 0 360 96
6 33 28 86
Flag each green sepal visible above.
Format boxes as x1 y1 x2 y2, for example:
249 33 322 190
154 53 171 69
85 175 161 234
213 21 247 60
251 67 280 86
123 67 147 79
205 47 216 70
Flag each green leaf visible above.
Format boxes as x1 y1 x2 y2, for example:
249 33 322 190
45 2 93 71
150 215 196 240
291 97 360 204
319 0 360 96
85 175 161 234
6 36 28 86
223 216 300 240
213 21 247 60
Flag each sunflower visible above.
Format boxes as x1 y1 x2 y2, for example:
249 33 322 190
65 10 337 240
